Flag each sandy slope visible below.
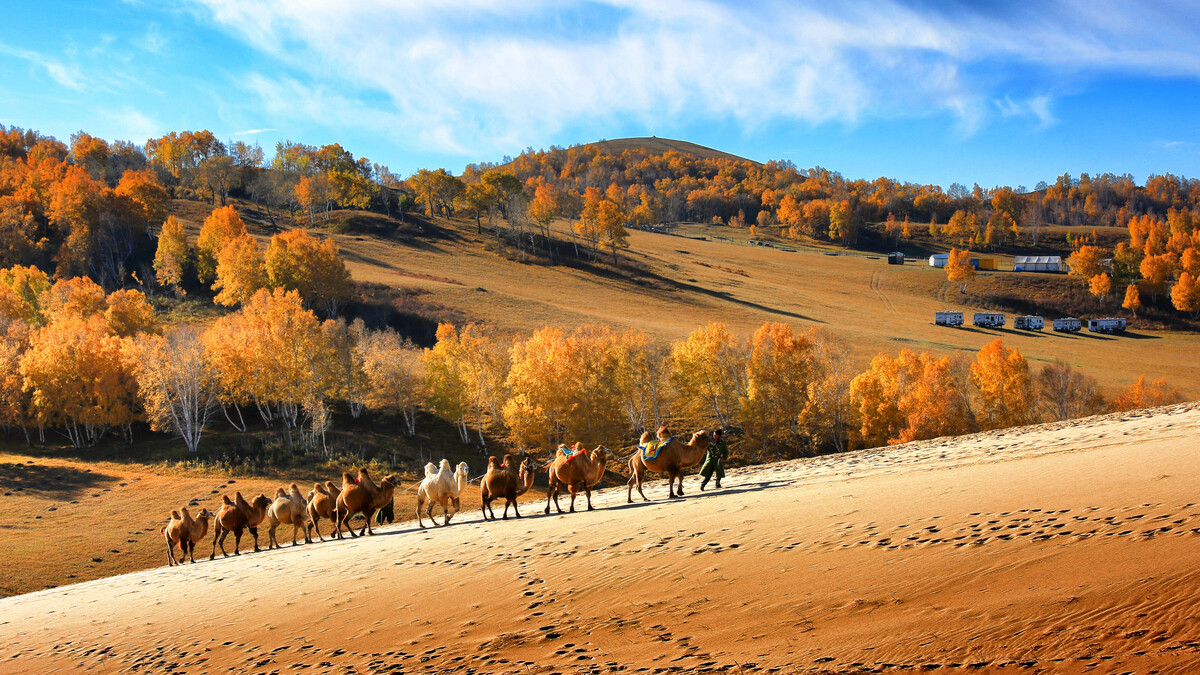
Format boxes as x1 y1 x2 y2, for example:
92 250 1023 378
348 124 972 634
4 404 1200 674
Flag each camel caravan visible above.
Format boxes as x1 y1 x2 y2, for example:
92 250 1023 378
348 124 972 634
159 426 717 566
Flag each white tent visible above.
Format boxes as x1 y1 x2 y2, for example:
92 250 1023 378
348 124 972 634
929 254 949 268
1013 255 1064 272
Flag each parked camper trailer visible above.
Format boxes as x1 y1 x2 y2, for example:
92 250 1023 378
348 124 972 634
973 312 1006 328
929 254 948 268
1053 317 1082 332
1013 255 1065 273
888 252 905 265
1087 317 1126 334
1013 315 1044 330
934 310 964 327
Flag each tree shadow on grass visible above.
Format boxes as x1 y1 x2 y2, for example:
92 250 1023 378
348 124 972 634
0 462 117 498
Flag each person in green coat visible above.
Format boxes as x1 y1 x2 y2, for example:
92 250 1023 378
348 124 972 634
699 428 728 490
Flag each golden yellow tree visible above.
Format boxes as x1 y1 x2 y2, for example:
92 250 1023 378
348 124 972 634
104 288 161 337
740 322 815 456
670 322 748 429
153 215 189 292
0 265 51 325
195 205 249 284
20 316 139 446
1088 272 1112 301
1066 245 1108 279
613 329 674 435
503 326 579 449
202 287 327 429
946 248 975 293
1122 284 1141 316
423 323 472 443
850 349 973 446
800 329 855 453
969 339 1034 430
213 234 266 306
0 320 34 444
42 276 107 322
263 228 352 317
1172 271 1200 318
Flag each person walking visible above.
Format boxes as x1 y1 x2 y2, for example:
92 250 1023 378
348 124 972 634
699 428 728 490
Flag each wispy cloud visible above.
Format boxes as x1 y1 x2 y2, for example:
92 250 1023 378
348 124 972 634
231 127 277 135
0 41 85 90
186 0 1200 156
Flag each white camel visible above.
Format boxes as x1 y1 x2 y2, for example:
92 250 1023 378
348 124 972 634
267 483 311 549
416 459 470 527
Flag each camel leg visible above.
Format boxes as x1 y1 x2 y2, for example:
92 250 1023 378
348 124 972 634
635 464 650 502
667 470 680 499
251 527 262 552
268 525 278 550
362 510 375 536
585 484 594 511
417 495 426 529
568 484 578 513
187 540 198 564
166 539 177 566
482 498 492 521
232 529 243 556
450 497 460 524
676 469 686 497
442 498 451 527
626 459 636 503
210 530 221 560
291 523 299 546
310 516 323 542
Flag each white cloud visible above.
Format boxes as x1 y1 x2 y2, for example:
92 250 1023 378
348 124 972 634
0 41 85 91
232 128 277 135
185 0 1200 156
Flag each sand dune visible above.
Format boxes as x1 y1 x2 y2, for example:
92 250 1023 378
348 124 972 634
3 403 1200 673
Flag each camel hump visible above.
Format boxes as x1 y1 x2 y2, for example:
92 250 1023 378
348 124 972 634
170 509 181 520
342 472 356 483
439 458 452 471
222 494 234 506
424 462 437 477
487 456 501 469
275 487 287 498
358 467 371 478
314 482 328 495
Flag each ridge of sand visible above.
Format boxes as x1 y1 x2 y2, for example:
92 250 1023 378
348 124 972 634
3 403 1200 673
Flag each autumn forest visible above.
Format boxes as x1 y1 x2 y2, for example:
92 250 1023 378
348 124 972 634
0 124 1196 465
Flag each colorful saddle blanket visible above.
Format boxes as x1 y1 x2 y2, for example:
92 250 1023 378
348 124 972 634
564 446 587 463
639 438 673 461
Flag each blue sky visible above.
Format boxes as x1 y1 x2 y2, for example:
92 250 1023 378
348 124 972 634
2 0 1199 189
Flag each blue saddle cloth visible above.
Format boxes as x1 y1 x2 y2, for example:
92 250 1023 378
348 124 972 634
639 438 673 461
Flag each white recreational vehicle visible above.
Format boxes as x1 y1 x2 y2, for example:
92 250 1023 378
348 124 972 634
928 254 949 268
1053 317 1082 332
934 310 964 327
1087 317 1126 334
973 312 1005 328
1013 315 1044 330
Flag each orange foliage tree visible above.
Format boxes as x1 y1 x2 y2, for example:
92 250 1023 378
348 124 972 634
969 339 1034 430
263 228 352 317
153 215 189 292
946 248 975 293
195 205 249 284
1172 271 1200 318
1111 376 1185 412
213 234 266 307
850 349 974 447
670 322 748 429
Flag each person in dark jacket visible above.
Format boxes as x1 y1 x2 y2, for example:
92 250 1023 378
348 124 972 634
699 429 728 490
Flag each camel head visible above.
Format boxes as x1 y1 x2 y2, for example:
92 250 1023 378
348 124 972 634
455 462 470 480
196 508 215 520
251 494 272 511
657 425 671 441
690 430 712 449
380 474 400 489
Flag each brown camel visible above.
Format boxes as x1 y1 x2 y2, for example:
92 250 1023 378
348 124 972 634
305 481 341 542
210 492 272 559
627 429 711 502
545 445 612 514
267 483 311 549
163 507 215 566
333 468 399 539
480 454 537 520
